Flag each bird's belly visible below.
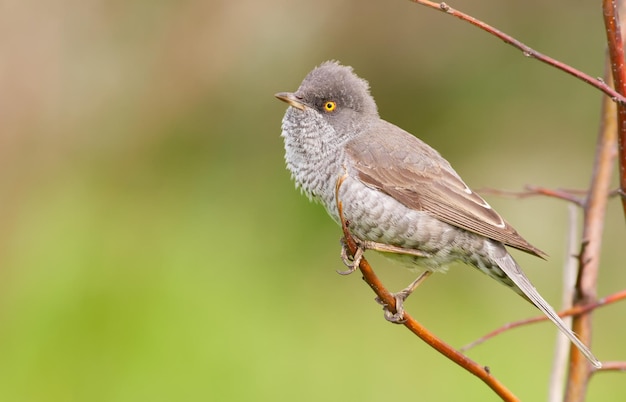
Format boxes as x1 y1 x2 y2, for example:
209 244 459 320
334 177 478 272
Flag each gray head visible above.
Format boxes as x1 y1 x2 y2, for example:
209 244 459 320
275 61 379 140
275 61 379 205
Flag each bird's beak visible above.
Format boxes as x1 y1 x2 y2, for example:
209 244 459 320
274 92 307 111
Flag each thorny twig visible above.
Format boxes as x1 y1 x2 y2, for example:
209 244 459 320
460 289 626 352
409 0 626 105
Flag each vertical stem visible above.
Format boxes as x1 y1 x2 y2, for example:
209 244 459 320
604 0 626 216
564 44 618 402
565 1 626 400
548 205 578 402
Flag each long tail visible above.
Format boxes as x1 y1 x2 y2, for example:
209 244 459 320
488 243 601 368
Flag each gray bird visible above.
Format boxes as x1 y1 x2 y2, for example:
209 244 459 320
275 60 600 368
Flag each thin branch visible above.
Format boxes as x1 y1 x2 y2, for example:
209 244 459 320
478 186 586 206
595 361 626 372
548 205 579 402
408 1 626 105
334 175 520 402
460 289 626 352
604 0 626 219
481 185 624 203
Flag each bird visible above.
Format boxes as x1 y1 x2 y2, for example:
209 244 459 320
275 60 600 368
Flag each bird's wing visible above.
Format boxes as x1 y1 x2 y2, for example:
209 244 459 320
345 120 546 258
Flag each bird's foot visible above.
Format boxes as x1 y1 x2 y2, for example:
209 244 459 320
375 271 433 324
376 291 410 324
337 238 363 275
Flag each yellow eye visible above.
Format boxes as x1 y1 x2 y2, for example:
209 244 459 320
323 101 337 112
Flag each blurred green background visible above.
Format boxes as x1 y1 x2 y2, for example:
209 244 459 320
1 1 624 401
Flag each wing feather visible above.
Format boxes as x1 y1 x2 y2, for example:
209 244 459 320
346 120 546 258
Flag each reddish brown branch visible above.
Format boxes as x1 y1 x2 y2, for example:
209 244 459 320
478 186 586 206
334 176 519 402
460 289 626 352
604 0 626 218
408 0 626 105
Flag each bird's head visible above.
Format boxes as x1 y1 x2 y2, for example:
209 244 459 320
275 61 378 140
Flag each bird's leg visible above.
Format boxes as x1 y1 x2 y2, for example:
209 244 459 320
338 238 430 275
358 240 430 259
377 270 433 323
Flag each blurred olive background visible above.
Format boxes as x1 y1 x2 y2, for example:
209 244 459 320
1 1 624 401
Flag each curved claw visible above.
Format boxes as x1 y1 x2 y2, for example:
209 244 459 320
383 308 407 324
376 294 407 324
336 266 359 276
339 239 353 267
337 241 363 275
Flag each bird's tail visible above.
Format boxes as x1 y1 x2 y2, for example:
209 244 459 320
488 243 601 369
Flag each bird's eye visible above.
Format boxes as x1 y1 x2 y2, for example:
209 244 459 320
323 101 337 112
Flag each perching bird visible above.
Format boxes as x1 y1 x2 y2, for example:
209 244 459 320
275 60 600 368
